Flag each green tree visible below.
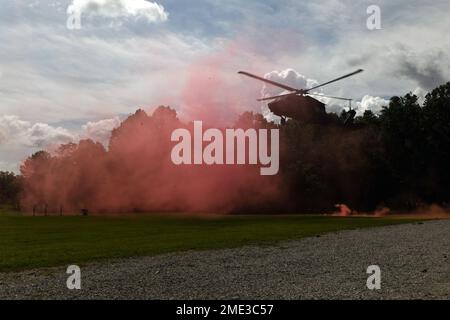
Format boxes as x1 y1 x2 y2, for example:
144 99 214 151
0 171 21 208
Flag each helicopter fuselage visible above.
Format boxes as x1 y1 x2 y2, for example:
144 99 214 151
268 94 327 124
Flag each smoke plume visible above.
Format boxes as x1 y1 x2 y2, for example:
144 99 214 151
20 107 281 214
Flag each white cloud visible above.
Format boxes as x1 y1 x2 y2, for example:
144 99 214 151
263 69 318 97
25 123 75 148
356 95 390 116
68 0 168 23
0 114 126 172
0 115 30 144
82 116 121 145
0 115 76 148
413 87 428 106
263 1 450 102
0 21 209 124
0 114 125 149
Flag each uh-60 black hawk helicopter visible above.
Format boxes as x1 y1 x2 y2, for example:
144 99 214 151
238 69 364 125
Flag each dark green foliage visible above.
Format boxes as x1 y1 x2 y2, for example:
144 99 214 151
280 82 450 211
0 171 21 209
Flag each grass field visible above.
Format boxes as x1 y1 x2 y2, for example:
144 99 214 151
0 214 421 272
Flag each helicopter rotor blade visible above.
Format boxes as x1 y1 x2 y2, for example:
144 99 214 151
238 71 298 92
306 69 363 92
308 93 353 101
257 92 297 102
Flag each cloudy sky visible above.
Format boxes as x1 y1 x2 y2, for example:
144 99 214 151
1 0 449 172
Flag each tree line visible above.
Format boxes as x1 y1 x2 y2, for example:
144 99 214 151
2 81 449 214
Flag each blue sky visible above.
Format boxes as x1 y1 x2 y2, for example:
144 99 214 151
1 0 450 172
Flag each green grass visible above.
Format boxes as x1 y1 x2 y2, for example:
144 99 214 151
0 214 420 272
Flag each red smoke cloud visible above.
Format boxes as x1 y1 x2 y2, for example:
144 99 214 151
20 45 282 214
20 108 281 214
175 42 270 126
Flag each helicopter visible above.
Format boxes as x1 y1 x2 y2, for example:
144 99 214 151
238 69 363 125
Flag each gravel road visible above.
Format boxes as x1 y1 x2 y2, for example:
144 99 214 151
0 220 449 300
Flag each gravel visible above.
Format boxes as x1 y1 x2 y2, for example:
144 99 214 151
0 219 449 300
